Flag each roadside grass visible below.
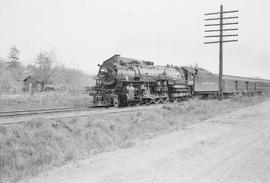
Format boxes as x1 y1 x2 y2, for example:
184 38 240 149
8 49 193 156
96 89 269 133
0 92 93 111
0 94 268 182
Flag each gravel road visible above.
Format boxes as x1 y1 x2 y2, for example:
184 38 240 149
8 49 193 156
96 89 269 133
22 100 270 183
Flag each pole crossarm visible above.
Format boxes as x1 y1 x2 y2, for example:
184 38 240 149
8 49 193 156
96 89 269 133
205 22 238 27
222 16 239 20
205 16 238 21
204 39 238 44
222 28 238 31
205 10 239 15
204 41 220 44
204 34 238 38
222 39 238 43
205 12 220 16
205 28 238 32
223 10 239 14
205 18 221 21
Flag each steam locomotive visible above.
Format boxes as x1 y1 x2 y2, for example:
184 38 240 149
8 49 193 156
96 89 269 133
90 55 270 107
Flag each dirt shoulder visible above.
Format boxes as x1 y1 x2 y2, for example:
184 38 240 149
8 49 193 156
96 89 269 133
22 99 270 183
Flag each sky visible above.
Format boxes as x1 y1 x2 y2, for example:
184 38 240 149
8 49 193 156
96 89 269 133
0 0 269 79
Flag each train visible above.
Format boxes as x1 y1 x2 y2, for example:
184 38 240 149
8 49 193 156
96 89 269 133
90 54 270 107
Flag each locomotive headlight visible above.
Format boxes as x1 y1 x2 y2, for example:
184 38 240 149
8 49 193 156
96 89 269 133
100 68 108 75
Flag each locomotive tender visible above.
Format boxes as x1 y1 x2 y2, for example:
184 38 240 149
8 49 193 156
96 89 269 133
90 55 270 107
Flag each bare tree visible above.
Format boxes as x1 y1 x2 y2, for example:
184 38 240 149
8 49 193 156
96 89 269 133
30 50 59 91
7 46 20 67
7 46 24 83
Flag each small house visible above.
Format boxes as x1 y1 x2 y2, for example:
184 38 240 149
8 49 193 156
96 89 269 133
22 76 41 92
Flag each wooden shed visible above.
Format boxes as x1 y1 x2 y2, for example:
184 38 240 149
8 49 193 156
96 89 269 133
22 76 41 92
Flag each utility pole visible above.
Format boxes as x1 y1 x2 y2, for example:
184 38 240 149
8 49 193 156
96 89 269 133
204 5 239 100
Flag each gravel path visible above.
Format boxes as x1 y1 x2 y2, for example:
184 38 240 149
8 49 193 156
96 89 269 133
22 100 270 183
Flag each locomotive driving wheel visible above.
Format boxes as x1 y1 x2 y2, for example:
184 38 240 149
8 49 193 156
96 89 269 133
143 98 152 105
113 97 120 107
154 98 161 104
161 97 169 104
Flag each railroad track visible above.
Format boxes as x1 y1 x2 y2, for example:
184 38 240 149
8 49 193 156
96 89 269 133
0 107 91 118
0 105 163 125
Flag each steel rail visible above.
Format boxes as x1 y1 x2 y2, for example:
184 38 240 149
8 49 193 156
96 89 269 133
0 107 84 114
0 107 92 118
0 105 164 125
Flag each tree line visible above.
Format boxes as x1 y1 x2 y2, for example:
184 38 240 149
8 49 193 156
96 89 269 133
0 46 92 94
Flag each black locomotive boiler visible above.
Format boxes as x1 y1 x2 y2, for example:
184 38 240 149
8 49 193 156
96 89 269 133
90 55 196 107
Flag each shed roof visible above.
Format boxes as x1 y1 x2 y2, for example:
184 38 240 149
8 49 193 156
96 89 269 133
23 75 40 82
